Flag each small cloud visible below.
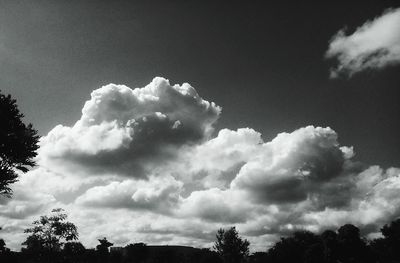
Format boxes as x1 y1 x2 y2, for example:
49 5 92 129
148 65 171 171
75 175 182 214
326 8 400 78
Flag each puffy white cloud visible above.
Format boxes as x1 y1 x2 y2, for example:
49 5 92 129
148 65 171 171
178 188 255 223
2 78 400 252
231 126 350 204
75 175 182 213
38 77 221 178
172 128 263 192
326 8 400 77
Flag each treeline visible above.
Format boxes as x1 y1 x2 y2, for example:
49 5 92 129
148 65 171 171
0 208 399 263
0 242 221 263
250 219 400 263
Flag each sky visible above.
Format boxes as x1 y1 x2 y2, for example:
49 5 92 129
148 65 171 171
0 1 400 251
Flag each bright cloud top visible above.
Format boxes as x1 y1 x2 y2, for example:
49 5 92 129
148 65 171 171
326 8 400 78
38 77 221 178
1 77 400 251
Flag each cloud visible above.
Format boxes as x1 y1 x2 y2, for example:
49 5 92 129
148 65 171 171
1 78 400 251
231 126 352 204
38 77 221 178
326 8 400 77
75 175 182 214
172 128 263 192
178 188 253 223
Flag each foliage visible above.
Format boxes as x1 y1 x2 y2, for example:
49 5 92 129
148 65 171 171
268 230 323 263
0 90 39 197
381 218 400 241
213 227 250 263
0 238 6 252
63 242 86 263
266 224 375 263
22 208 78 252
336 224 371 263
0 218 399 263
96 237 113 255
63 241 86 255
370 218 400 261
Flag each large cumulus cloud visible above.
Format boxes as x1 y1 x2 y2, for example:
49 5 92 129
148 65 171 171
38 77 221 178
326 8 400 78
1 77 400 251
231 126 353 205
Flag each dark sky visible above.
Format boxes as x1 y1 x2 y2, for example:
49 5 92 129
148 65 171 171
0 0 399 167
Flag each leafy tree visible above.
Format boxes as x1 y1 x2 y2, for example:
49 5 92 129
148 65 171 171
63 241 85 255
96 237 113 255
0 90 39 197
23 234 45 252
372 218 400 261
214 227 250 263
381 218 400 243
63 242 86 263
22 208 78 252
0 238 6 252
268 230 322 263
320 230 339 263
336 224 372 263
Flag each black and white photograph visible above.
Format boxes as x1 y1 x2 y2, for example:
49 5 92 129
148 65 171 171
0 1 399 263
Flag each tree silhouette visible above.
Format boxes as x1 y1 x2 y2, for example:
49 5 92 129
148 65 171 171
214 227 250 263
268 230 322 263
63 241 86 254
337 224 372 263
96 237 113 255
22 208 78 252
0 90 39 197
372 218 400 261
320 230 339 263
381 218 400 245
63 242 86 263
0 239 6 252
23 234 45 252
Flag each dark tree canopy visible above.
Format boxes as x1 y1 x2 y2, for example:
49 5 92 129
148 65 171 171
22 208 78 252
214 227 250 263
125 242 149 263
371 218 400 261
381 218 400 241
268 230 324 263
0 238 6 252
63 241 86 255
0 90 39 196
96 237 113 255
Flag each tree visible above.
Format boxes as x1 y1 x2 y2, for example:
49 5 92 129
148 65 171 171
376 218 400 260
320 230 339 263
381 218 400 242
22 208 78 252
214 227 250 263
63 241 85 255
0 239 6 252
267 230 322 263
63 242 86 263
96 237 113 255
0 90 39 197
337 224 372 263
